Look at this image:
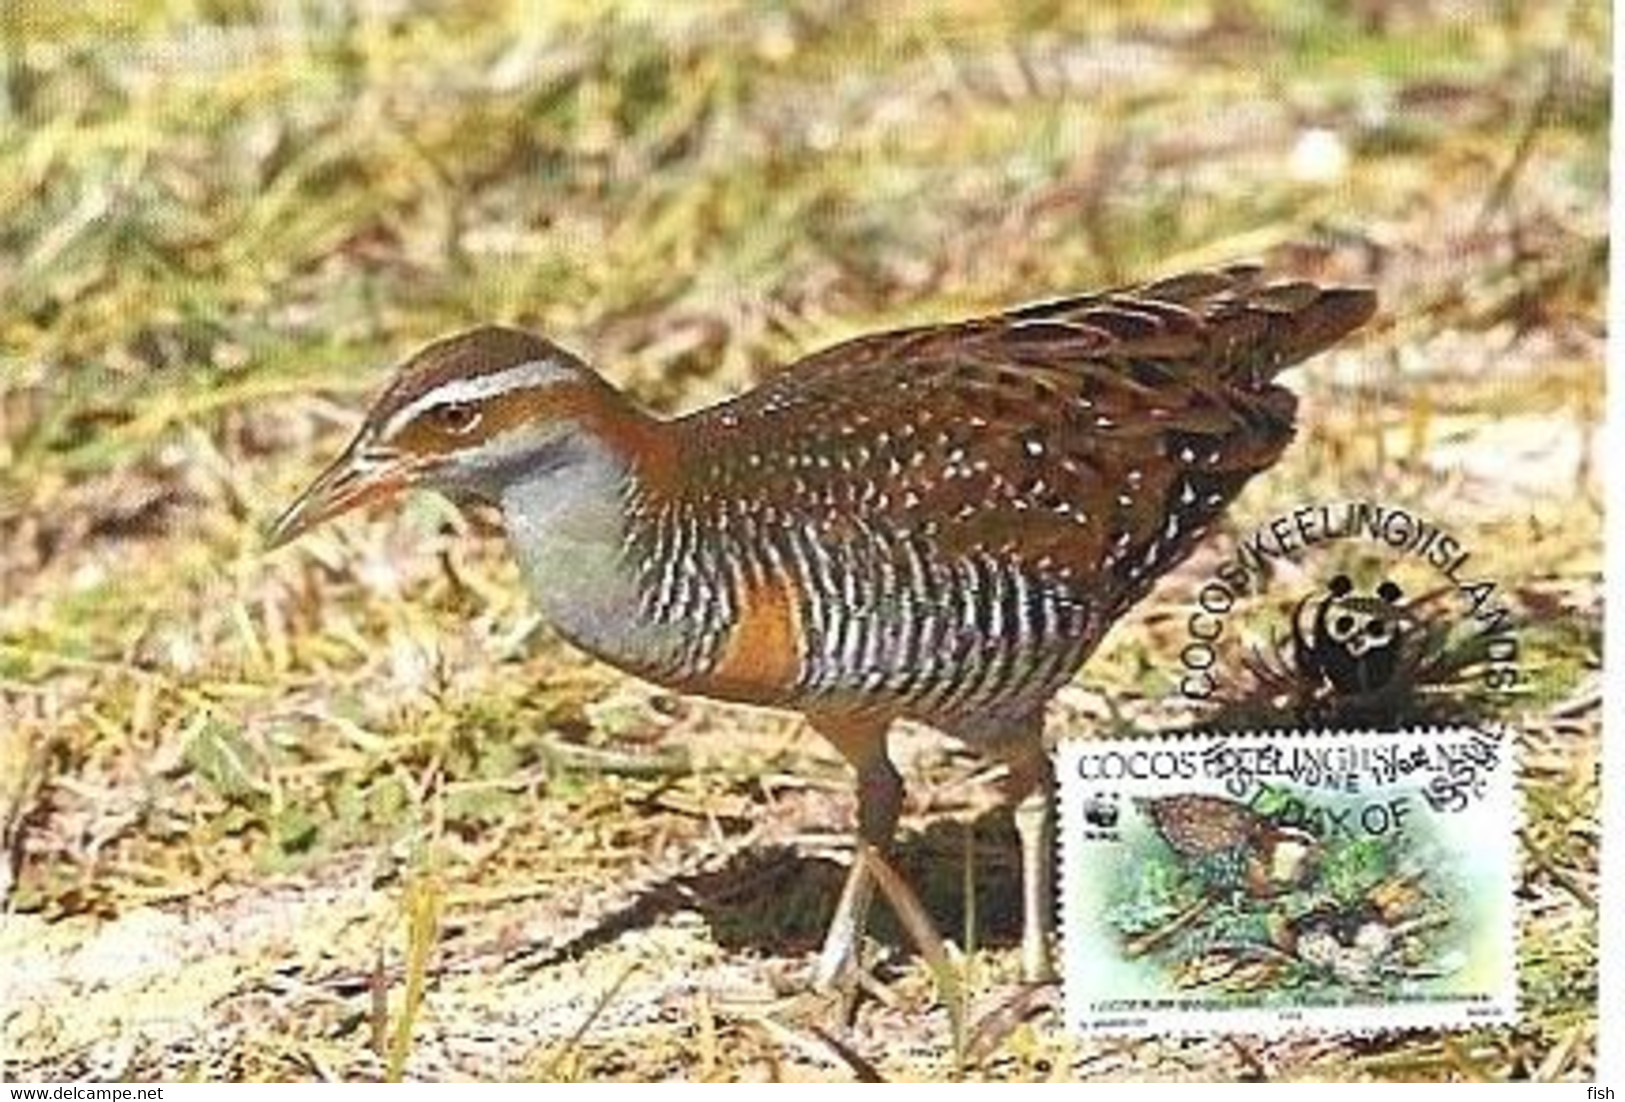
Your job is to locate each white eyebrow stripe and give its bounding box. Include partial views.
[382,358,572,437]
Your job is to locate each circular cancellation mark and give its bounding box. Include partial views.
[1172,499,1522,730]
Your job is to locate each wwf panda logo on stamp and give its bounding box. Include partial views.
[1058,726,1517,1036]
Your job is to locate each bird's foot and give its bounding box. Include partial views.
[708,954,869,1035]
[798,940,878,1027]
[810,934,862,996]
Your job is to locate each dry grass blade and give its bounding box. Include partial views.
[1440,1037,1495,1083]
[693,991,718,1081]
[803,1022,887,1083]
[369,946,388,1060]
[861,844,967,1064]
[386,875,443,1082]
[746,1013,888,1082]
[0,722,55,908]
[963,983,1057,1065]
[961,820,978,960]
[1532,1022,1587,1081]
[534,961,639,1082]
[1474,53,1562,231]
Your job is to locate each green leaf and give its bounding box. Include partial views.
[272,802,320,855]
[183,720,265,804]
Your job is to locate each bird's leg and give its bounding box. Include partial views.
[1002,739,1057,985]
[809,714,901,992]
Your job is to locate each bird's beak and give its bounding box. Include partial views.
[266,437,418,550]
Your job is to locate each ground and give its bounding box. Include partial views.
[0,0,1604,1082]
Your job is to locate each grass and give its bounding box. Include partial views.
[0,0,1607,1082]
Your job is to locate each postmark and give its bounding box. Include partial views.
[1171,499,1522,730]
[1059,726,1517,1036]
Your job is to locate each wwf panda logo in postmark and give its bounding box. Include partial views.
[1294,574,1411,698]
[1172,500,1522,729]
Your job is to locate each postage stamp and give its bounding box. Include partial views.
[1058,727,1518,1036]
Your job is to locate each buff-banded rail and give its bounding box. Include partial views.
[270,264,1376,989]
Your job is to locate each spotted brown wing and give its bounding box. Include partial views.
[1138,793,1266,858]
[673,264,1374,604]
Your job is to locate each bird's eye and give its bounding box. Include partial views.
[431,402,480,434]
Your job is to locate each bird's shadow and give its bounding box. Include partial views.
[509,809,1030,975]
